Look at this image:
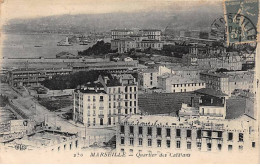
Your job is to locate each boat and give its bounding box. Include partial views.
[57,36,73,46]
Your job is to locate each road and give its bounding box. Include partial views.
[0,83,116,144]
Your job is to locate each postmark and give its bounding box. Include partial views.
[210,13,257,63]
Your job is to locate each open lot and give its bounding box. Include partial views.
[38,95,73,111]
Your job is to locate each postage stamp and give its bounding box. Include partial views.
[224,0,258,44]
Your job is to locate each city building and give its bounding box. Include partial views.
[73,73,139,127]
[1,129,79,152]
[200,71,254,96]
[138,68,159,89]
[111,38,136,53]
[157,73,206,93]
[139,29,162,41]
[136,40,163,51]
[111,29,134,40]
[116,110,257,154]
[7,68,73,87]
[182,53,242,71]
[73,83,109,126]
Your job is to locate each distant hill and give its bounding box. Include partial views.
[3,4,223,34]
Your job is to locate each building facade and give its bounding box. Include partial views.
[73,74,139,127]
[7,68,73,87]
[158,74,206,93]
[116,114,258,155]
[139,29,162,41]
[111,29,134,40]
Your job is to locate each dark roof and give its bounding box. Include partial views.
[138,92,201,115]
[194,88,228,97]
[106,78,122,87]
[75,88,106,94]
[140,29,161,31]
[226,97,255,119]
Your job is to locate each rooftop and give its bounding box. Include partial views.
[140,29,161,32]
[120,114,252,130]
[226,97,255,119]
[138,92,201,115]
[111,29,133,32]
[194,88,228,97]
[7,130,77,149]
[200,72,229,78]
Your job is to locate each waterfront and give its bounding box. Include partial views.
[1,33,94,59]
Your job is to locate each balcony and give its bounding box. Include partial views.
[138,134,143,138]
[98,114,104,118]
[175,136,181,139]
[156,135,162,138]
[129,133,134,137]
[186,137,192,141]
[166,135,171,139]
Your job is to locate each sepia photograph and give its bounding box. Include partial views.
[0,0,259,164]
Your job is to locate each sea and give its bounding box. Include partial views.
[1,33,94,59]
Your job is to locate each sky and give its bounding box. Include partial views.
[1,0,222,23]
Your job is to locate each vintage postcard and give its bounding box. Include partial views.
[0,0,259,164]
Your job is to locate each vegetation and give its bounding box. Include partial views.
[41,71,109,90]
[78,41,115,56]
[162,44,189,58]
[38,96,73,111]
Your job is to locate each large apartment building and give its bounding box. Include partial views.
[116,112,257,155]
[73,74,138,127]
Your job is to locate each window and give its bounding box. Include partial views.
[239,145,243,151]
[138,138,143,146]
[176,141,181,148]
[197,142,201,149]
[100,96,103,101]
[187,142,191,149]
[129,126,134,134]
[252,142,255,148]
[218,144,222,150]
[228,145,233,151]
[166,128,171,137]
[166,140,171,148]
[197,130,202,139]
[139,127,143,135]
[157,128,162,136]
[148,139,152,146]
[187,130,191,138]
[217,132,222,138]
[239,133,243,142]
[207,131,212,137]
[121,137,125,145]
[93,118,96,126]
[148,127,152,136]
[125,109,128,114]
[228,132,233,141]
[157,140,161,147]
[207,143,212,151]
[120,126,125,134]
[176,129,181,137]
[108,118,111,125]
